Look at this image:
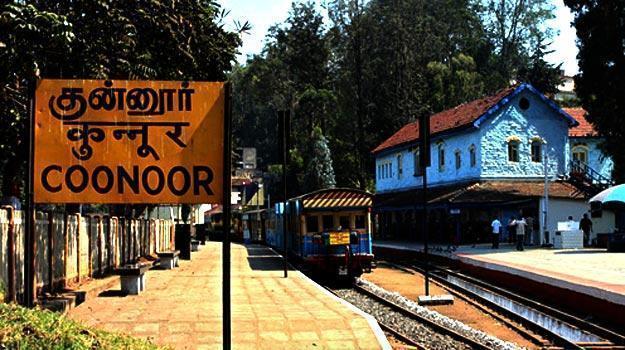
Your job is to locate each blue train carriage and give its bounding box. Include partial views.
[288,188,374,278]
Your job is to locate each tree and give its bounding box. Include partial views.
[565,0,625,181]
[327,0,489,190]
[516,36,562,95]
[232,2,333,196]
[426,53,484,112]
[478,0,557,91]
[304,126,336,191]
[0,4,73,195]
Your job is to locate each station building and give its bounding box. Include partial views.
[372,83,615,245]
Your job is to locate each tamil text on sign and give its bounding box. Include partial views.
[34,79,225,204]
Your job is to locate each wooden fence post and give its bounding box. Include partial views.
[3,206,17,303]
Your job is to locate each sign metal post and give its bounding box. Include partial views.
[25,78,37,307]
[222,82,232,350]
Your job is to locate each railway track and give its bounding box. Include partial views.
[388,260,625,350]
[326,282,511,350]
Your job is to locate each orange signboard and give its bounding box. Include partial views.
[33,79,225,204]
[329,232,351,245]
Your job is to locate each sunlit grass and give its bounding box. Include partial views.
[0,303,166,350]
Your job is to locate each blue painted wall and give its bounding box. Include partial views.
[375,89,573,193]
[479,90,568,179]
[375,131,481,192]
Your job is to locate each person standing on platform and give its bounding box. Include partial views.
[580,214,593,247]
[512,217,527,251]
[491,218,501,249]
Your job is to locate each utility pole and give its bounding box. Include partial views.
[222,82,233,350]
[280,110,290,278]
[419,114,431,296]
[543,145,550,245]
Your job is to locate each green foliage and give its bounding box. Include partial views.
[427,54,484,112]
[0,303,165,349]
[564,0,625,181]
[304,126,336,192]
[0,3,74,193]
[232,1,334,197]
[516,37,562,95]
[478,0,557,89]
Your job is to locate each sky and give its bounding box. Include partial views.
[219,0,579,76]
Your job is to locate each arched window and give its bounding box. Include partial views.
[507,136,520,162]
[572,145,589,164]
[397,154,403,179]
[454,149,461,170]
[531,138,542,163]
[438,143,445,172]
[469,144,476,167]
[413,147,422,176]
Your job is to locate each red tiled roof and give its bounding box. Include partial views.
[565,107,599,137]
[372,86,518,154]
[298,188,373,210]
[373,181,584,209]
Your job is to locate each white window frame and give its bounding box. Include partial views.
[507,136,520,163]
[572,145,589,164]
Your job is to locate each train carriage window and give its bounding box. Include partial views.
[306,216,319,233]
[339,216,350,230]
[322,215,334,231]
[355,215,366,229]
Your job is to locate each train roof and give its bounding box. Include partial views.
[291,188,373,210]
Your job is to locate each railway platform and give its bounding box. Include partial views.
[68,242,390,349]
[373,241,625,328]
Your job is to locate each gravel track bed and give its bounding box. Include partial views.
[356,278,523,350]
[333,288,472,350]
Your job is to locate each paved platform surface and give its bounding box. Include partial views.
[68,242,389,349]
[374,241,625,306]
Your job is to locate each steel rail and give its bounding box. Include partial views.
[381,261,550,348]
[377,322,425,350]
[351,284,492,350]
[443,267,625,345]
[322,285,424,349]
[401,260,625,349]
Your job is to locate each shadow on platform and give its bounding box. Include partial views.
[245,245,295,271]
[98,290,128,298]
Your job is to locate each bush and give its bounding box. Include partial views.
[0,303,164,349]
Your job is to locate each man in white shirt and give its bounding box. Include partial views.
[512,217,527,251]
[491,218,501,249]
